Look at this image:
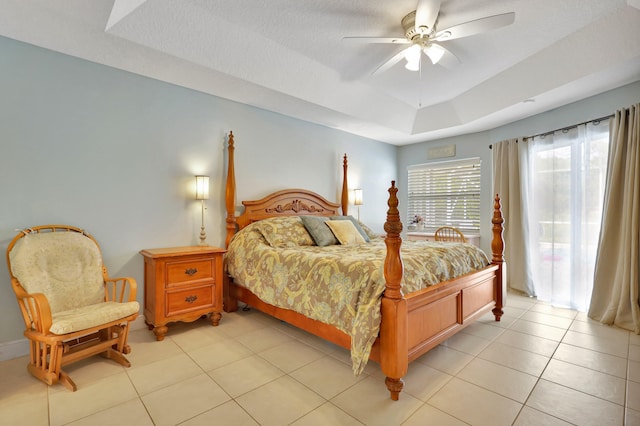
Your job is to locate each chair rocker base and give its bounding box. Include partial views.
[26,363,77,391]
[26,322,134,391]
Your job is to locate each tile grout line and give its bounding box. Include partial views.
[507,297,572,425]
[518,300,631,424]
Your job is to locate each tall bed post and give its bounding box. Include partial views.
[491,194,506,320]
[225,131,237,249]
[341,154,349,216]
[380,181,408,401]
[224,131,238,313]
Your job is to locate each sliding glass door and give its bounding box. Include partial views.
[528,120,609,311]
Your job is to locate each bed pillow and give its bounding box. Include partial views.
[255,216,315,248]
[326,220,366,245]
[330,215,370,242]
[300,215,338,246]
[358,222,380,240]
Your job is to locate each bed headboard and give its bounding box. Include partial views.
[235,189,341,230]
[225,131,349,247]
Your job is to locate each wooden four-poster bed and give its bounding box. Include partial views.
[223,131,506,400]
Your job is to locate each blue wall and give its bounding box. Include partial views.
[0,36,396,348]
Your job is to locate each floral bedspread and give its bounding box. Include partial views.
[225,217,489,375]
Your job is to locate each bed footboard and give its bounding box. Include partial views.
[404,265,499,361]
[377,189,505,401]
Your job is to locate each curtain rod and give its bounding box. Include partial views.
[488,114,614,149]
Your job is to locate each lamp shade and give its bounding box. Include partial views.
[195,175,210,200]
[353,188,363,206]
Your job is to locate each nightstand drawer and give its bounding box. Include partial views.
[166,285,214,316]
[166,258,214,286]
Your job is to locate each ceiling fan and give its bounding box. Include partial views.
[343,0,515,74]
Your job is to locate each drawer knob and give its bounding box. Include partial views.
[185,295,198,303]
[185,268,198,276]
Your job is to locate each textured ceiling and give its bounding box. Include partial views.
[2,0,639,145]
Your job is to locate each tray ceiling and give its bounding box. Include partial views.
[1,0,639,145]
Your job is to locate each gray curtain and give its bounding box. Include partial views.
[493,138,535,296]
[589,103,640,333]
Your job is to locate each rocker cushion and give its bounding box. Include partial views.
[50,301,140,335]
[9,231,107,313]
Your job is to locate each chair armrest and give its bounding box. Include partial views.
[104,277,138,302]
[14,290,54,335]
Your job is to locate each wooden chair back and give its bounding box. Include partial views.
[434,226,467,243]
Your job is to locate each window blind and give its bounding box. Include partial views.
[407,158,481,232]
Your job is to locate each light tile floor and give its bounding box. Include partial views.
[1,293,639,425]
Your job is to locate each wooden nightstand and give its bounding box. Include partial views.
[139,246,226,341]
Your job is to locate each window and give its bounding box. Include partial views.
[407,158,481,232]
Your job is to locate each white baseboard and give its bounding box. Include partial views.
[0,316,148,362]
[0,339,30,362]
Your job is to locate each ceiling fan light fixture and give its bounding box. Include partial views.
[424,43,445,64]
[405,59,420,71]
[404,44,421,71]
[347,3,516,76]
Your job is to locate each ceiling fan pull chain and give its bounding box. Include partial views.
[418,57,423,108]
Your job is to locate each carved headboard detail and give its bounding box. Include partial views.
[236,188,341,230]
[265,200,329,214]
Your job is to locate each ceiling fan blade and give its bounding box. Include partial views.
[415,0,441,34]
[373,47,411,75]
[434,12,515,41]
[342,36,410,45]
